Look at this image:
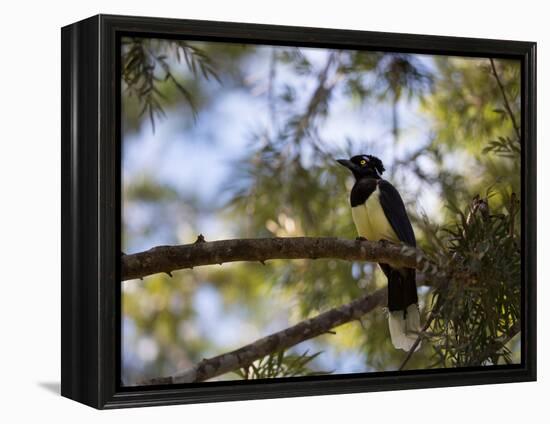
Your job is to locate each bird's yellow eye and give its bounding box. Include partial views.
[360,159,367,166]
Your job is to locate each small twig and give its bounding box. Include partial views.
[476,322,521,365]
[489,58,521,141]
[293,52,339,143]
[398,312,436,371]
[509,193,517,237]
[267,48,278,132]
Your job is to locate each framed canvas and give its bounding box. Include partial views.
[61,14,536,409]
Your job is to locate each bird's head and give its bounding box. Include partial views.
[336,154,385,180]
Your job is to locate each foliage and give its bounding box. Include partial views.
[234,350,330,380]
[423,194,520,367]
[121,37,222,131]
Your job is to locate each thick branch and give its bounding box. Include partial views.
[122,237,425,281]
[142,287,386,385]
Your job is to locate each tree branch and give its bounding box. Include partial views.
[398,312,436,370]
[476,321,521,365]
[293,51,338,143]
[141,287,387,385]
[122,237,427,281]
[489,58,521,141]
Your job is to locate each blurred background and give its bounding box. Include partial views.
[121,37,521,385]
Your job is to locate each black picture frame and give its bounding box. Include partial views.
[61,14,537,409]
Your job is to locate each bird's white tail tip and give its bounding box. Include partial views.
[388,305,422,352]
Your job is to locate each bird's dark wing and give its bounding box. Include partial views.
[378,180,416,247]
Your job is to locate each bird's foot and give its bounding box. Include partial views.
[355,236,367,242]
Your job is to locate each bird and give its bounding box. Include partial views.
[337,154,421,352]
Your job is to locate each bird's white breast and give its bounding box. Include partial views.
[351,186,399,243]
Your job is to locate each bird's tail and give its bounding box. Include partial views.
[382,266,421,352]
[388,305,421,352]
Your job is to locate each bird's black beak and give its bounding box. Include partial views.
[336,159,355,170]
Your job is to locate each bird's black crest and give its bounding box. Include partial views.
[364,155,385,176]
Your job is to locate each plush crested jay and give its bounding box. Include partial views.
[337,154,421,352]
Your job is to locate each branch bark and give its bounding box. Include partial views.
[142,287,387,385]
[122,236,427,281]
